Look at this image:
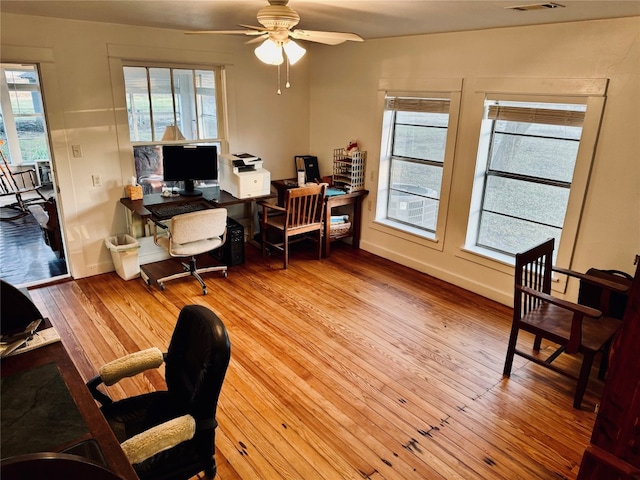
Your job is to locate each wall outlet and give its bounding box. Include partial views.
[92,175,102,187]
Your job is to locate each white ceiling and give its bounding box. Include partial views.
[1,1,638,40]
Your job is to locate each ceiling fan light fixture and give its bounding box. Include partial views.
[283,40,305,65]
[255,38,284,65]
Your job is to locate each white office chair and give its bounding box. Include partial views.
[141,208,228,295]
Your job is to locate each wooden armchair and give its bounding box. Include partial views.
[258,183,327,269]
[503,238,630,409]
[0,149,46,220]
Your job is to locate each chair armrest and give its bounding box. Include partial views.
[86,347,165,406]
[553,266,630,294]
[518,286,602,318]
[518,286,603,353]
[121,415,196,465]
[149,218,169,246]
[99,347,165,386]
[257,200,285,212]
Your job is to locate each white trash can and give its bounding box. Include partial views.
[105,234,140,280]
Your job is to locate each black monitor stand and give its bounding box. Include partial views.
[178,179,203,197]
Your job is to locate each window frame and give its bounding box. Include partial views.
[458,78,607,276]
[385,96,451,235]
[473,99,586,258]
[373,78,462,251]
[123,62,226,147]
[106,44,234,190]
[0,63,51,167]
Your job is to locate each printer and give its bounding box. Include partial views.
[219,153,271,199]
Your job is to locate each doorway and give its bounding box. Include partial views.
[0,63,68,287]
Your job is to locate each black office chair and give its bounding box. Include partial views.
[0,279,45,336]
[87,305,231,480]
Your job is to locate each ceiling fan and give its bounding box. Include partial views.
[186,0,363,93]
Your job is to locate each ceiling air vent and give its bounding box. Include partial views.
[506,2,565,11]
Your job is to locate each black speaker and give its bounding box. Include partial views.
[211,217,244,266]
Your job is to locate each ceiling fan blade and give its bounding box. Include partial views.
[290,30,364,45]
[238,24,269,32]
[246,34,269,45]
[185,29,265,36]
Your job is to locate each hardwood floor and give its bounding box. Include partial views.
[28,243,601,479]
[0,204,67,287]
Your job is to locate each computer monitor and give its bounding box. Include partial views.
[162,145,218,196]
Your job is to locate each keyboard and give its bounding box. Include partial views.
[149,202,210,220]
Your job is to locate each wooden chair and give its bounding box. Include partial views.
[0,149,47,220]
[503,238,629,409]
[258,183,327,269]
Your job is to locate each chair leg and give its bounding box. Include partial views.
[503,321,520,377]
[261,225,268,259]
[188,256,207,295]
[598,340,612,380]
[283,235,289,269]
[317,229,322,260]
[574,351,595,409]
[533,335,542,351]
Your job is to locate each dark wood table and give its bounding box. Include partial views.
[270,179,369,257]
[120,186,275,221]
[1,340,138,479]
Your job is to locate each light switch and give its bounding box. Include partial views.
[72,145,82,158]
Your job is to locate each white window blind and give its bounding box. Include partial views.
[487,105,584,127]
[385,97,450,114]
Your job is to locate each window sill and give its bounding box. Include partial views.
[459,244,567,291]
[371,218,442,250]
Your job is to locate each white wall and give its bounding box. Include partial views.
[309,17,640,304]
[1,13,311,278]
[2,13,638,306]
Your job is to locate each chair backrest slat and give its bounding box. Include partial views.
[515,238,555,318]
[285,184,326,229]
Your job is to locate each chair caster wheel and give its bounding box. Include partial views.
[202,287,208,295]
[222,271,228,278]
[160,283,166,291]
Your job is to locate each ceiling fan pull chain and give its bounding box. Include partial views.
[285,59,291,89]
[277,63,282,95]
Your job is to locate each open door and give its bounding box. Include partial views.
[0,63,68,287]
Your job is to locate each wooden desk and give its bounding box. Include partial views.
[271,179,368,257]
[120,186,275,238]
[1,341,138,479]
[120,187,273,220]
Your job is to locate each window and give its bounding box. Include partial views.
[458,78,607,272]
[123,65,225,191]
[466,96,597,262]
[124,66,221,143]
[378,94,457,239]
[0,64,50,166]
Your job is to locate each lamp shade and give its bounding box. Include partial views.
[283,40,306,65]
[161,125,185,141]
[255,39,284,65]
